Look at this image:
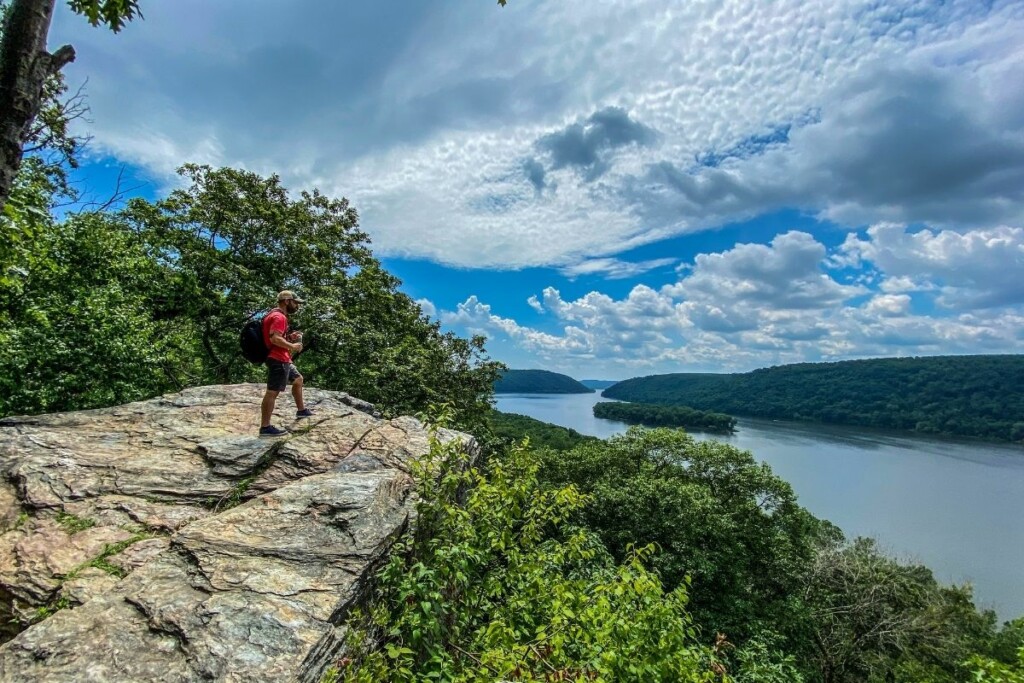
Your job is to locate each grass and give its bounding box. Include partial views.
[30,531,157,623]
[55,511,96,534]
[84,533,154,578]
[32,595,70,623]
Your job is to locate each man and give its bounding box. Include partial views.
[259,290,313,437]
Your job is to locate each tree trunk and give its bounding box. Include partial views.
[0,0,75,212]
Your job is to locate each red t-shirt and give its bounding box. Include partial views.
[262,309,291,363]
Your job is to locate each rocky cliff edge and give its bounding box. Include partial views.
[0,384,475,682]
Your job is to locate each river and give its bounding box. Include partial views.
[494,391,1024,621]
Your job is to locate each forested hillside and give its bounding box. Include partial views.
[493,369,593,393]
[593,401,736,432]
[580,379,618,390]
[604,356,1024,442]
[487,410,596,450]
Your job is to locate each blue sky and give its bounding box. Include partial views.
[52,0,1024,380]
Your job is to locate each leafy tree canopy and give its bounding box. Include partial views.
[538,426,829,644]
[335,427,725,682]
[487,410,597,451]
[66,0,141,31]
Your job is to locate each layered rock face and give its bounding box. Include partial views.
[0,384,474,682]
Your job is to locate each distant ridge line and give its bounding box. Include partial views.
[602,355,1024,443]
[494,369,594,394]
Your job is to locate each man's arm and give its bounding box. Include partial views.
[269,330,302,354]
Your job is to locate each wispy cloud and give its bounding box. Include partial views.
[559,257,677,280]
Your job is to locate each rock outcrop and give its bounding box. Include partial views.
[0,384,475,682]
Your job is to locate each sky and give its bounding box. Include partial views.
[50,0,1024,380]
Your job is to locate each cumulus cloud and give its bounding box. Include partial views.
[440,296,591,354]
[840,224,1024,309]
[667,231,865,309]
[440,229,1024,373]
[864,294,911,318]
[416,298,437,318]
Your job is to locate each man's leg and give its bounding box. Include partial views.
[261,389,280,428]
[291,373,305,411]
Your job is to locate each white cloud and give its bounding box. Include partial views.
[666,231,866,309]
[415,298,437,318]
[440,296,591,354]
[841,224,1024,308]
[864,294,912,317]
[439,228,1024,373]
[559,257,677,280]
[52,0,1024,269]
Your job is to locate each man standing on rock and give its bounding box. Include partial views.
[259,291,313,437]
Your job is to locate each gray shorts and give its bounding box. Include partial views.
[266,360,301,392]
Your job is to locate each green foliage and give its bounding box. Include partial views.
[968,648,1024,683]
[66,0,141,31]
[54,511,96,534]
[82,532,152,578]
[731,633,805,683]
[487,410,597,451]
[991,620,1024,665]
[538,426,825,645]
[122,163,374,384]
[0,160,51,295]
[494,369,594,394]
[305,261,502,432]
[603,356,1024,441]
[31,594,69,623]
[25,531,153,627]
[805,537,1001,683]
[0,200,188,416]
[339,427,724,682]
[120,164,502,431]
[594,400,736,432]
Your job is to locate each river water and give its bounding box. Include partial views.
[494,391,1024,621]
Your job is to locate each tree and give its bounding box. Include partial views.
[1,161,503,430]
[803,537,999,683]
[0,165,185,416]
[969,647,1024,683]
[122,163,375,385]
[121,164,503,431]
[0,0,140,212]
[538,426,828,644]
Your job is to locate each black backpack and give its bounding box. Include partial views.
[240,310,270,364]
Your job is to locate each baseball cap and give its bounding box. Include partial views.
[277,290,306,303]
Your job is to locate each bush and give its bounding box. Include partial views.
[337,423,724,682]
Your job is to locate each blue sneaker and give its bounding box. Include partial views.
[295,408,314,419]
[258,425,288,437]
